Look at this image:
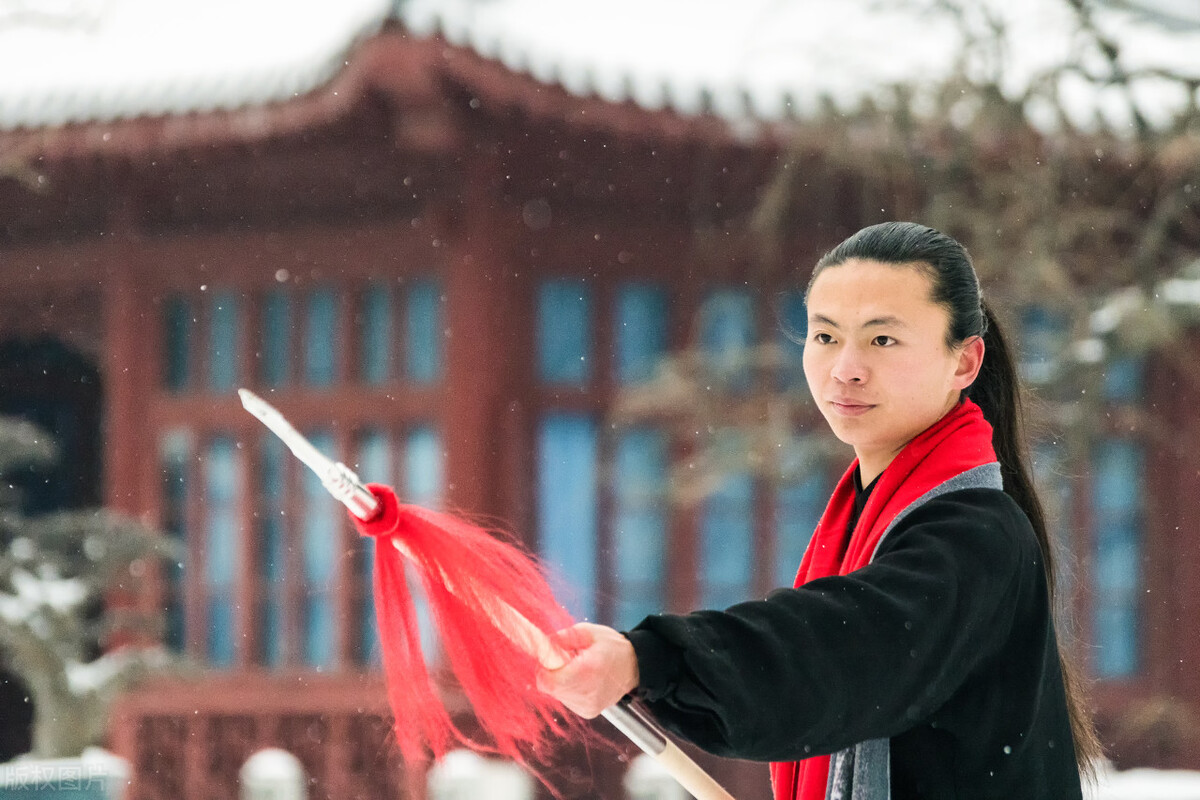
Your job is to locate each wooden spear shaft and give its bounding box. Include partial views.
[425,548,737,800]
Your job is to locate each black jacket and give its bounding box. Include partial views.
[625,488,1084,800]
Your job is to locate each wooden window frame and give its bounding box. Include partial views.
[149,274,444,672]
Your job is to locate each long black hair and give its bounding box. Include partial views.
[807,221,1101,776]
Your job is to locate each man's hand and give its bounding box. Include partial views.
[535,622,639,719]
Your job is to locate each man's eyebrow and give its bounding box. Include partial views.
[863,316,907,329]
[809,314,907,329]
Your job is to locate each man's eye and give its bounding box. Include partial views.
[813,333,834,344]
[873,335,896,347]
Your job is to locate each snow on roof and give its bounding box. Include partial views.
[0,0,392,130]
[404,0,1200,131]
[0,0,1197,134]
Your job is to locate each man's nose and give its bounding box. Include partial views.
[830,345,867,384]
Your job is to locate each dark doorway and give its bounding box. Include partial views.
[0,337,102,513]
[0,673,33,762]
[0,336,103,760]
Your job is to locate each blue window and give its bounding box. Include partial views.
[776,290,807,390]
[538,280,591,385]
[159,432,190,652]
[356,430,393,488]
[358,528,381,667]
[404,427,443,660]
[304,290,339,387]
[163,295,192,392]
[537,414,598,620]
[406,280,443,384]
[1091,439,1144,678]
[302,431,338,668]
[360,286,393,385]
[204,436,238,667]
[209,291,240,393]
[1019,306,1068,385]
[405,426,443,508]
[356,431,391,666]
[260,290,291,388]
[259,435,288,667]
[612,429,668,629]
[775,471,827,588]
[700,290,755,391]
[1032,439,1075,612]
[1103,356,1144,404]
[701,465,755,610]
[616,284,667,385]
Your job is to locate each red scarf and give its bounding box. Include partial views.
[769,399,998,800]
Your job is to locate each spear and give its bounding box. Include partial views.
[238,388,735,800]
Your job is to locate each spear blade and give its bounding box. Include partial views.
[237,388,380,520]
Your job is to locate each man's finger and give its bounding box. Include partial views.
[549,623,595,653]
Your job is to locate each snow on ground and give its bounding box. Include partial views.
[1091,763,1200,799]
[0,748,129,799]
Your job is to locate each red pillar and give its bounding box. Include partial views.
[102,246,154,515]
[1169,330,1200,751]
[438,155,532,527]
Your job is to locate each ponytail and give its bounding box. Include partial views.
[969,303,1044,573]
[970,302,1104,779]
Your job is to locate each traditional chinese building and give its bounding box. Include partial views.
[1,2,1199,798]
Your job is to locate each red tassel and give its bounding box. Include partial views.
[353,484,583,765]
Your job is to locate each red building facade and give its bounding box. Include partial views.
[1,24,1198,799]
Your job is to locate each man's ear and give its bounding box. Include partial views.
[953,335,985,390]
